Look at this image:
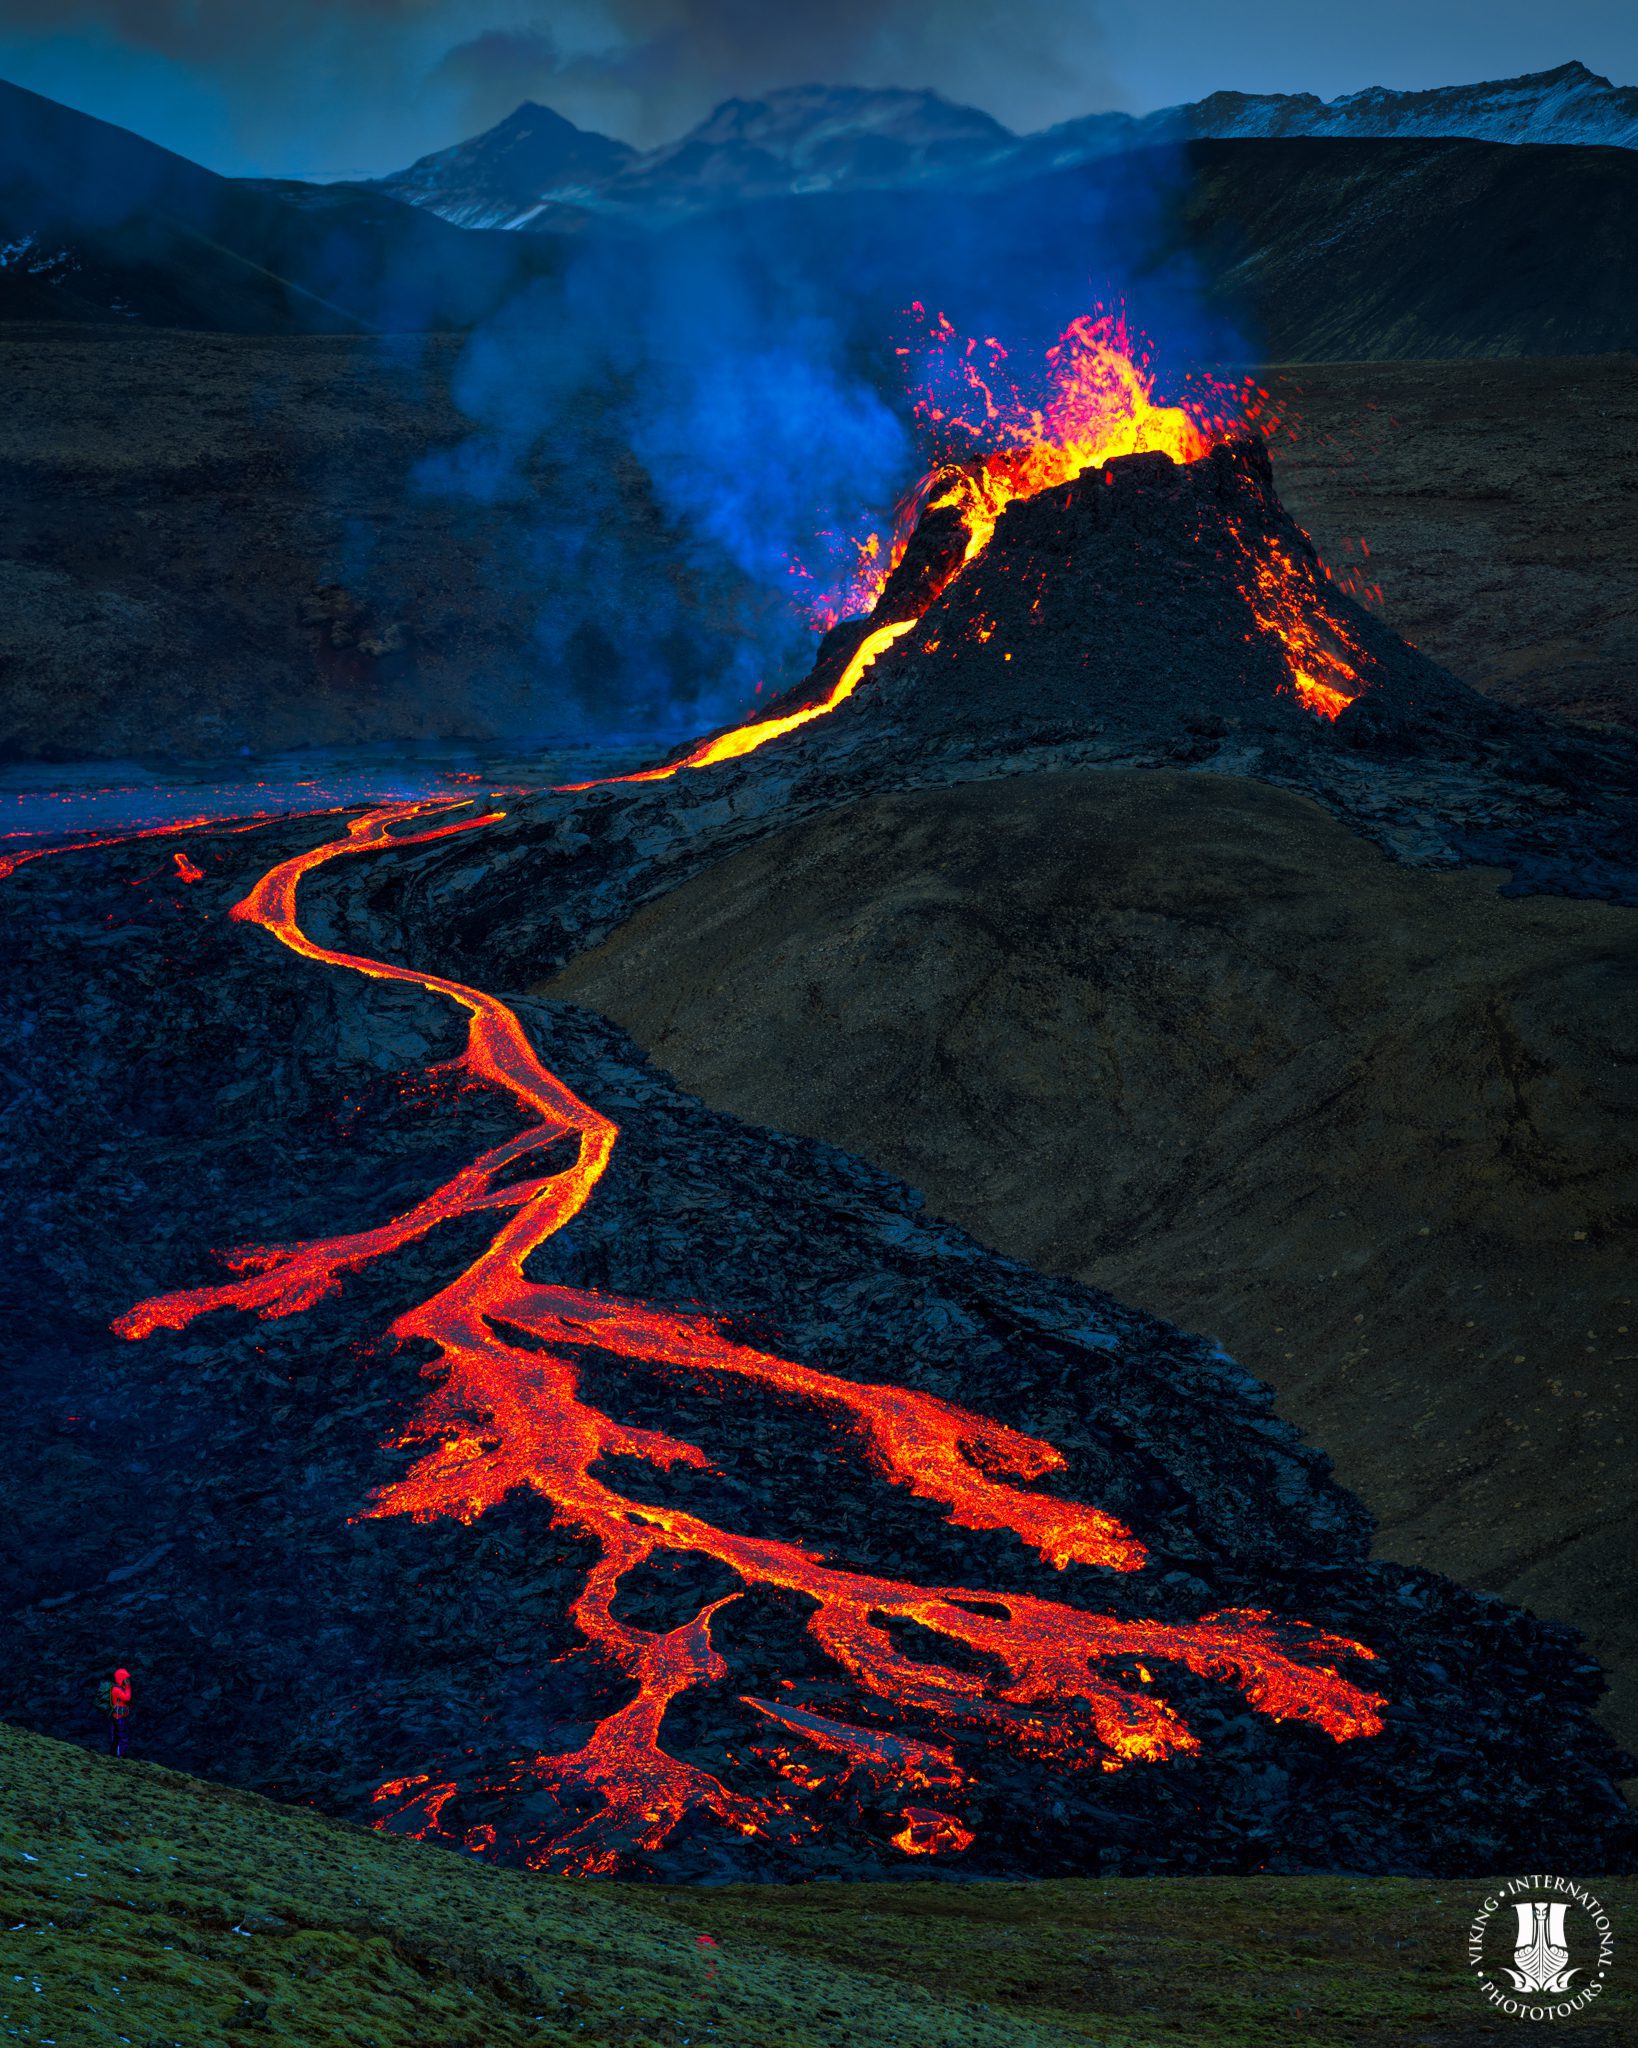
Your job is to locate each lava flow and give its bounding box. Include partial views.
[116,791,1386,1874]
[1234,523,1366,720]
[555,617,919,792]
[0,808,332,884]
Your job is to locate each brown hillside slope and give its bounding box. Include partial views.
[542,770,1638,1754]
[1268,353,1638,732]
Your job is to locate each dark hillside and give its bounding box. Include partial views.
[668,137,1638,363]
[2,336,1635,763]
[1179,136,1638,358]
[545,770,1638,1752]
[6,79,1636,359]
[0,78,564,333]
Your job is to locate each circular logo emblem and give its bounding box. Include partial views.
[1468,1876,1615,2021]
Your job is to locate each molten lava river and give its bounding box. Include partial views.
[33,314,1385,1874]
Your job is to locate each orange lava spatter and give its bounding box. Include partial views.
[573,308,1354,800]
[116,795,1386,1873]
[794,304,1244,636]
[882,306,1219,594]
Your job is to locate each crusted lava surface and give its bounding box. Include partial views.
[764,438,1638,899]
[3,436,1636,1880]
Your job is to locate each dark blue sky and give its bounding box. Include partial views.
[0,1,1632,178]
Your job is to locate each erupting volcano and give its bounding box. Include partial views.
[812,309,1227,621]
[563,309,1377,804]
[9,310,1634,1883]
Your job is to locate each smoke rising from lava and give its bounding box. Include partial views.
[0,7,1250,752]
[411,219,912,737]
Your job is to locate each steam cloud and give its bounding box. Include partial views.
[408,133,1247,743]
[413,221,912,737]
[2,4,1239,750]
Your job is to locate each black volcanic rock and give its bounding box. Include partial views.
[618,439,1638,923]
[787,439,1496,749]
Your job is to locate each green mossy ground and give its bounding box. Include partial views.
[2,1719,1630,2046]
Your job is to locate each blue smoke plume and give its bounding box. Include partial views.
[416,217,911,739]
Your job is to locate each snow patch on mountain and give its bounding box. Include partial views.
[376,102,636,231]
[372,62,1638,233]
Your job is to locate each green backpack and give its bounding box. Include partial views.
[95,1679,113,1715]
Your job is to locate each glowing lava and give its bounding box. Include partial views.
[892,1807,976,1857]
[0,809,324,884]
[116,796,1386,1873]
[15,311,1391,1870]
[792,304,1238,637]
[878,306,1219,592]
[1235,526,1365,721]
[573,308,1356,798]
[555,619,918,793]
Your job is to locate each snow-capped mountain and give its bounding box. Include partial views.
[1018,59,1638,174]
[615,86,1013,202]
[1213,59,1638,147]
[373,85,1014,230]
[373,61,1638,233]
[375,101,636,230]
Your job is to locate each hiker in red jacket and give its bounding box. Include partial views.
[103,1667,133,1756]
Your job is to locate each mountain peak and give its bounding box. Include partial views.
[373,60,1638,234]
[492,101,566,128]
[374,98,634,228]
[687,83,1015,147]
[1533,59,1607,85]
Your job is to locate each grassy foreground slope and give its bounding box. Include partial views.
[0,1721,1061,2048]
[3,1721,1633,2047]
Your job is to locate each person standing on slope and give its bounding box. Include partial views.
[99,1667,133,1756]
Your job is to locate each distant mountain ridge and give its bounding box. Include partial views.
[372,60,1638,231]
[1027,57,1638,168]
[372,84,1017,230]
[5,74,1637,362]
